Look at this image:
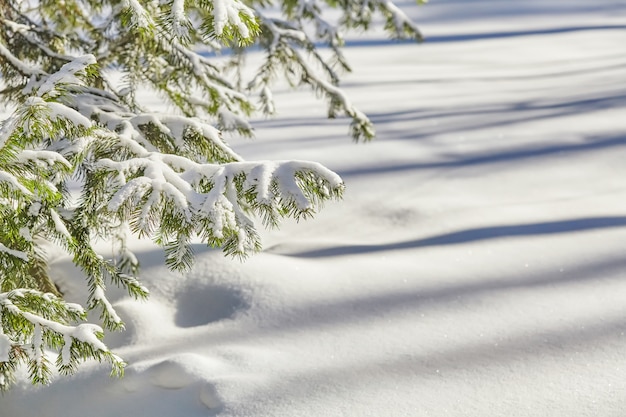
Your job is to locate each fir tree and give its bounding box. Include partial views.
[0,0,422,388]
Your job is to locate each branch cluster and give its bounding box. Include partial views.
[0,0,420,388]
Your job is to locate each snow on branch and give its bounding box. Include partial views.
[250,9,376,140]
[169,0,191,39]
[0,40,45,76]
[17,150,72,169]
[26,54,96,98]
[0,0,421,389]
[100,154,344,264]
[122,0,154,29]
[0,170,34,196]
[0,289,124,388]
[69,90,242,163]
[211,0,257,40]
[0,243,28,262]
[376,0,423,40]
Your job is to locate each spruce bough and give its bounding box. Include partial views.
[0,0,421,388]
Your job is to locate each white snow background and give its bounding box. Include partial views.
[4,0,626,415]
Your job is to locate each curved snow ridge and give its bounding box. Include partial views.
[101,248,258,351]
[103,296,176,349]
[120,353,233,412]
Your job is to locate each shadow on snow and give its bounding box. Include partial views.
[278,216,626,258]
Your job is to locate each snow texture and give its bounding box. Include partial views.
[3,1,626,416]
[0,334,11,362]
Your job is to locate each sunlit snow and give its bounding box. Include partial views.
[4,0,626,416]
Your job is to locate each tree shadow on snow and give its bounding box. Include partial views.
[244,90,626,159]
[362,92,626,145]
[281,216,626,258]
[339,25,626,48]
[342,58,626,88]
[125,246,626,354]
[242,311,626,405]
[338,133,626,178]
[209,253,626,404]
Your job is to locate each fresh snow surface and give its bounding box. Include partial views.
[4,0,626,416]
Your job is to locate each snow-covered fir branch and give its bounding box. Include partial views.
[0,0,422,389]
